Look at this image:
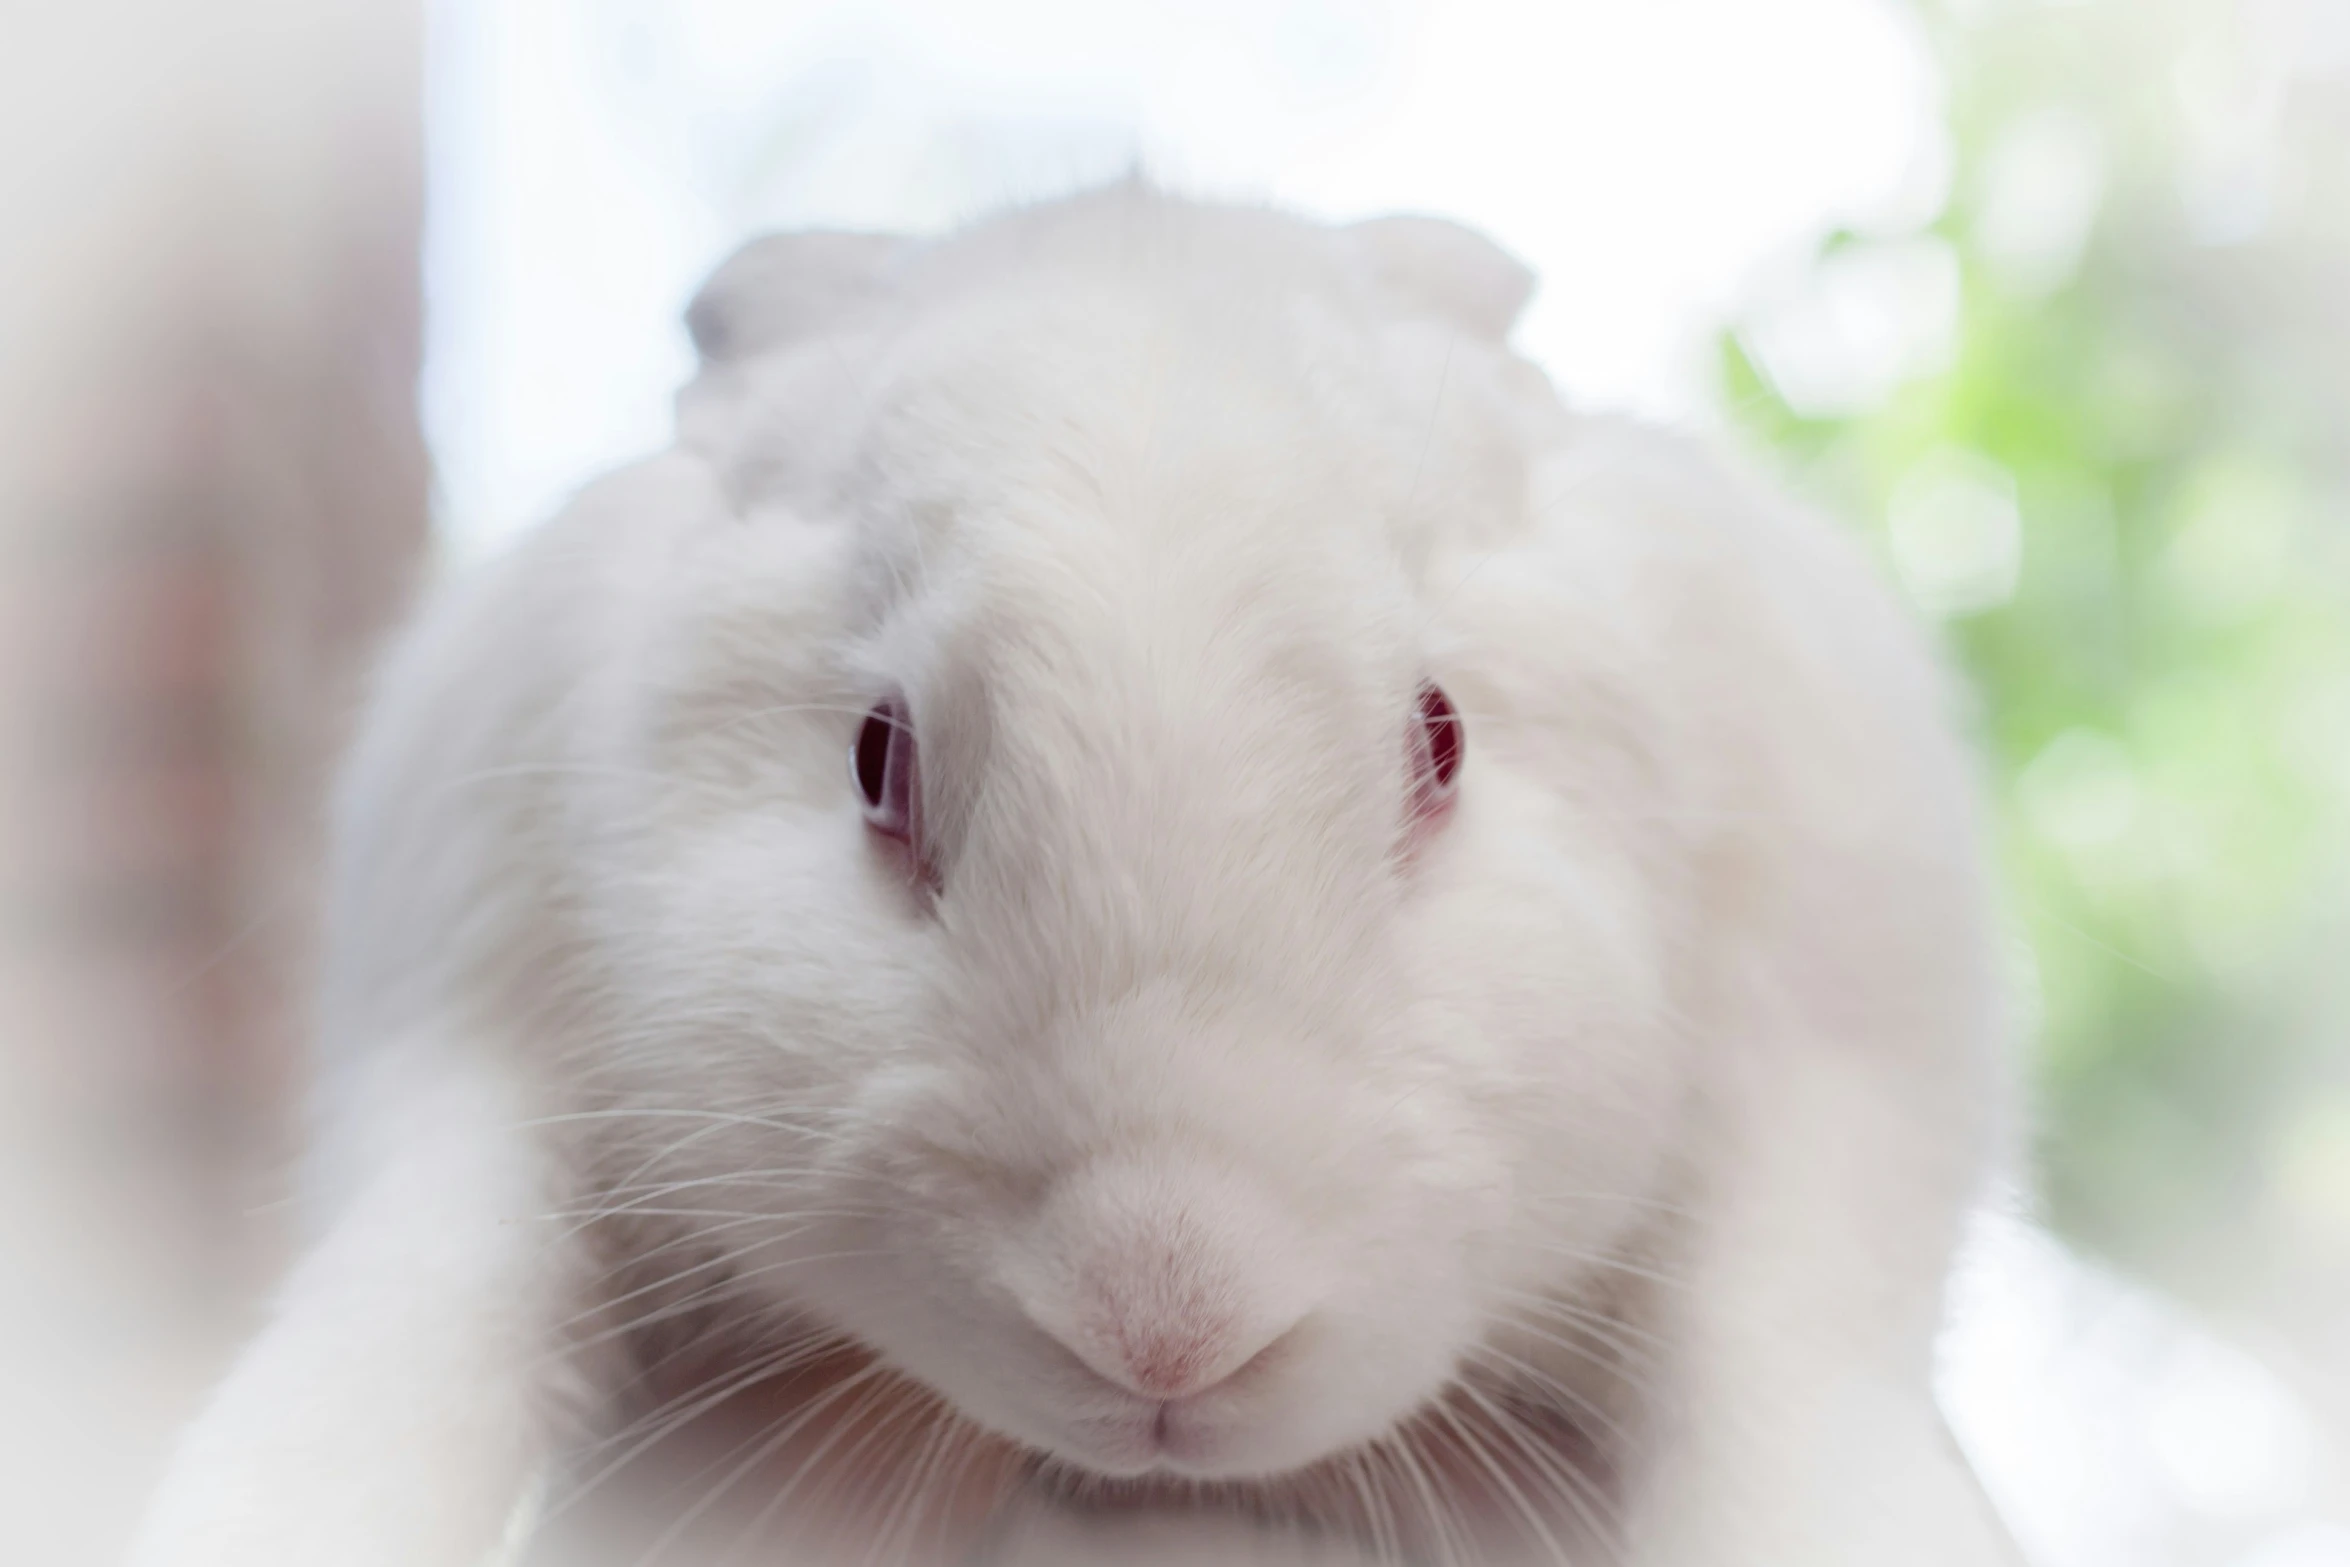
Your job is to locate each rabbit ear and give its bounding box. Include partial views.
[685,231,906,363]
[1345,215,1535,340]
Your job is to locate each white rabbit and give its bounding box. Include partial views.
[131,186,2018,1567]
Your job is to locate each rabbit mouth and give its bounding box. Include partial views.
[532,1328,1619,1565]
[997,1373,1619,1564]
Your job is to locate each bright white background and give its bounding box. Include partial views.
[422,0,1945,553]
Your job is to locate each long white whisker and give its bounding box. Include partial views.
[1456,1370,1624,1563]
[1431,1392,1575,1566]
[637,1360,890,1567]
[550,1333,837,1523]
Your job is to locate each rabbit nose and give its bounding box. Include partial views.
[1027,1273,1304,1402]
[1007,1157,1318,1402]
[1098,1298,1301,1401]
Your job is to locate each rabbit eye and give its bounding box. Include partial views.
[1409,681,1463,825]
[852,697,917,844]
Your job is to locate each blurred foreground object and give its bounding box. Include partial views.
[0,2,427,1562]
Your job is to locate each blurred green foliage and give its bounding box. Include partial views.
[1718,0,2350,1300]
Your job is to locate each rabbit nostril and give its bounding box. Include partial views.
[1120,1327,1222,1400]
[1021,1281,1305,1403]
[1101,1311,1302,1402]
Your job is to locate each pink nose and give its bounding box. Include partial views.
[1110,1317,1273,1400]
[1010,1155,1317,1404]
[1035,1284,1303,1402]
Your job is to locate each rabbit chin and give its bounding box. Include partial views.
[893,1324,1457,1488]
[1003,1383,1394,1484]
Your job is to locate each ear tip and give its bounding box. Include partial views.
[683,275,742,359]
[1346,214,1537,340]
[686,230,906,363]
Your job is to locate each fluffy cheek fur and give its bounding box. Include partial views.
[1421,769,1690,1297]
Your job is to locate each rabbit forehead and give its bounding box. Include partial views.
[830,243,1504,737]
[828,269,1441,762]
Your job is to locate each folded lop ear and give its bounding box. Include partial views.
[685,230,906,363]
[1345,215,1536,340]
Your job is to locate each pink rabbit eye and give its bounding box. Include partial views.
[852,697,917,844]
[1408,681,1463,829]
[1419,682,1463,786]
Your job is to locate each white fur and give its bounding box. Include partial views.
[134,189,2015,1566]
